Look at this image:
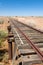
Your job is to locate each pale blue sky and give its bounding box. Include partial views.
[0,0,43,16]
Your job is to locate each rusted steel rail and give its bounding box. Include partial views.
[12,21,43,61]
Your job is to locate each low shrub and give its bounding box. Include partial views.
[0,30,8,48]
[0,20,4,24]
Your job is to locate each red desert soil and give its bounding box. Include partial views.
[14,16,43,32]
[0,17,9,30]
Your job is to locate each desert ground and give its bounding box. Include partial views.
[14,16,43,32]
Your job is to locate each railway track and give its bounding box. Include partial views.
[10,19,43,65]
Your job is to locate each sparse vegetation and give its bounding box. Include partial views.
[0,30,8,48]
[0,17,9,65]
[2,52,9,63]
[0,20,4,24]
[0,30,8,62]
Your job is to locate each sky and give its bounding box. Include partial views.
[0,0,43,16]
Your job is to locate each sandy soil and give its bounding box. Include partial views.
[14,16,43,32]
[0,17,9,30]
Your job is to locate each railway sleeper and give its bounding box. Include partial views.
[18,43,43,49]
[18,55,42,65]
